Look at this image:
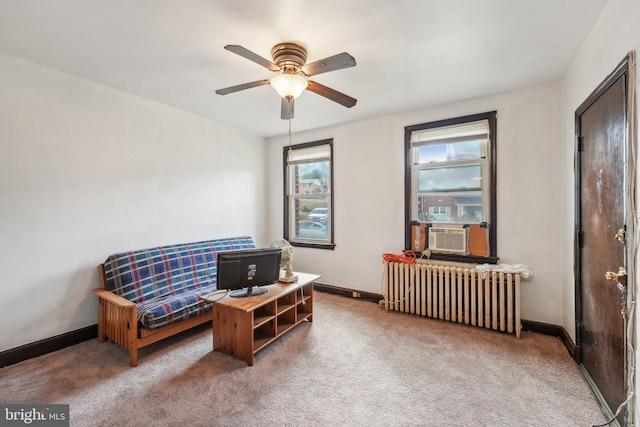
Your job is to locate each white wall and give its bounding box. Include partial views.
[0,55,266,352]
[266,81,563,325]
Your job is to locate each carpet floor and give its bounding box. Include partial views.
[0,291,605,426]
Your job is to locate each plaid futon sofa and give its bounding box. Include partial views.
[93,236,255,366]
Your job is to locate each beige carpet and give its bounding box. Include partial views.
[0,292,604,426]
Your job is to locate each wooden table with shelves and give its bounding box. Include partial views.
[203,272,319,365]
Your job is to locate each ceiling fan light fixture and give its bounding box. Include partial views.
[270,72,308,99]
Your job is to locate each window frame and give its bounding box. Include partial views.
[404,111,498,263]
[283,139,335,250]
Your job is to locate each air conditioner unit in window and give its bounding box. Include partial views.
[428,227,469,254]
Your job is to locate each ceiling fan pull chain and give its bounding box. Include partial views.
[288,118,293,158]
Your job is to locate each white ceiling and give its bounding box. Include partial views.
[0,0,608,137]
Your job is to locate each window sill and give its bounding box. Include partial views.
[412,251,499,265]
[290,241,336,250]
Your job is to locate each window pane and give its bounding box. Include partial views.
[417,140,483,163]
[417,191,483,224]
[292,161,330,195]
[289,156,330,242]
[291,196,329,241]
[291,197,329,242]
[418,164,482,192]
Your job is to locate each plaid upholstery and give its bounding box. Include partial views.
[102,236,255,330]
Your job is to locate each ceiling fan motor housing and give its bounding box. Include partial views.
[271,43,307,71]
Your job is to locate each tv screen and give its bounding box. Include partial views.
[216,247,282,298]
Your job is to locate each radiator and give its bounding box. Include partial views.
[383,261,522,337]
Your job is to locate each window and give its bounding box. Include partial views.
[284,139,334,249]
[405,111,497,262]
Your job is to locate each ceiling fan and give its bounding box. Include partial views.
[215,43,357,120]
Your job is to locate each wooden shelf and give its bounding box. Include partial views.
[253,336,274,353]
[277,303,295,315]
[254,315,275,328]
[209,272,319,365]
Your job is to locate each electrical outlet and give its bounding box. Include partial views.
[352,291,361,298]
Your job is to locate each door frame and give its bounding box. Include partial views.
[574,51,637,424]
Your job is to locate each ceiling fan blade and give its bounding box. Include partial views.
[215,79,270,95]
[306,81,357,108]
[281,97,294,120]
[224,45,280,72]
[302,52,356,76]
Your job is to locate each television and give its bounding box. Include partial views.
[216,247,282,298]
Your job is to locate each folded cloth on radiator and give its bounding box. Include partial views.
[475,263,534,280]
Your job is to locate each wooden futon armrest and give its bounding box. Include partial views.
[92,288,136,308]
[92,287,139,366]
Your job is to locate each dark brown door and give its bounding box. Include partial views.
[575,58,629,422]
